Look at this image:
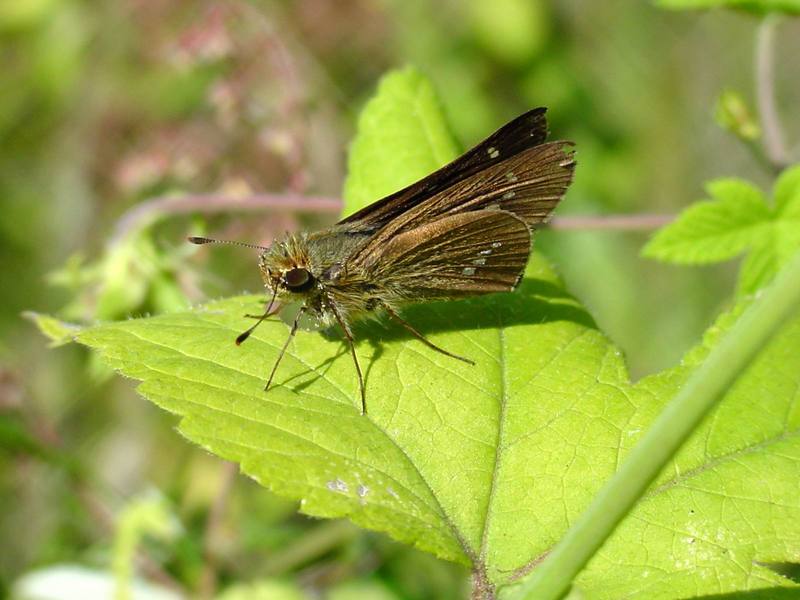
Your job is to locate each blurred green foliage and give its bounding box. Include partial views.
[1,0,798,598]
[657,0,800,15]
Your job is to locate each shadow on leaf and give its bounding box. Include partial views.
[265,275,599,395]
[349,275,596,343]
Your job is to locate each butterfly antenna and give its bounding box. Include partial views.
[188,236,270,252]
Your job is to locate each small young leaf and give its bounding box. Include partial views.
[113,494,178,598]
[642,178,770,263]
[714,89,761,142]
[342,66,459,216]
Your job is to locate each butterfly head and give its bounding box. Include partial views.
[258,234,318,299]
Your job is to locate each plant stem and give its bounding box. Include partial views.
[547,214,673,231]
[510,248,800,600]
[110,193,342,245]
[755,15,788,171]
[111,191,674,244]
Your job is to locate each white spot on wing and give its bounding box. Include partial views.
[479,249,492,255]
[473,258,486,266]
[505,172,518,182]
[487,146,500,159]
[502,191,516,200]
[491,242,502,248]
[462,267,476,276]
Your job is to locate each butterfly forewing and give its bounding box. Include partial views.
[338,108,551,232]
[346,140,574,269]
[392,141,573,228]
[363,210,531,299]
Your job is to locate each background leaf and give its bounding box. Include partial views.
[738,167,800,294]
[342,66,459,215]
[775,165,800,217]
[644,168,800,295]
[466,0,549,66]
[655,0,800,15]
[642,178,770,263]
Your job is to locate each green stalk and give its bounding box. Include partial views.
[511,249,800,600]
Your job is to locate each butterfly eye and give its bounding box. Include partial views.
[283,267,313,291]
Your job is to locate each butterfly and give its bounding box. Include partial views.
[190,108,575,413]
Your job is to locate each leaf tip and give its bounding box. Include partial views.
[23,311,82,347]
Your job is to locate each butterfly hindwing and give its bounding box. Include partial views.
[361,210,532,300]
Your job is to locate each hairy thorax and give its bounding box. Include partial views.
[257,228,386,326]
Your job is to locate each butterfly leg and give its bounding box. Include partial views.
[381,304,475,366]
[237,308,278,345]
[329,305,367,415]
[264,306,306,393]
[240,288,281,341]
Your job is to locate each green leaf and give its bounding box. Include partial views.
[74,256,599,570]
[48,69,800,598]
[342,66,459,216]
[65,258,800,598]
[642,178,770,263]
[571,300,800,599]
[513,250,800,599]
[695,590,800,600]
[655,0,800,15]
[644,167,800,295]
